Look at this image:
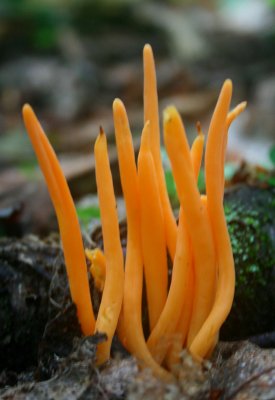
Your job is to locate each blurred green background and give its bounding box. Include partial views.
[0,0,274,234]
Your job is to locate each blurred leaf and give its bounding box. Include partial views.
[197,170,205,193]
[257,172,275,187]
[0,130,34,161]
[76,205,100,228]
[18,160,39,179]
[224,162,239,182]
[165,169,178,206]
[269,145,275,166]
[34,26,58,49]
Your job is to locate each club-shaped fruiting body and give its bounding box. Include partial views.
[23,44,246,379]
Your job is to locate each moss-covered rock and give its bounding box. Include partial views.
[221,185,275,340]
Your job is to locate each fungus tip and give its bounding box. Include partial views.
[240,101,247,110]
[143,43,152,55]
[95,126,107,149]
[224,78,232,86]
[223,79,233,94]
[113,98,125,118]
[196,121,202,136]
[99,126,104,135]
[22,103,32,114]
[140,120,151,151]
[113,97,122,109]
[22,104,35,123]
[163,111,170,125]
[163,106,177,125]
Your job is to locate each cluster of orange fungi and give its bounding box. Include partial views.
[23,44,246,381]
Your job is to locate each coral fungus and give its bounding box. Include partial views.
[22,44,246,380]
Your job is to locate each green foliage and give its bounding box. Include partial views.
[257,172,275,187]
[269,144,275,166]
[0,0,161,58]
[164,170,178,207]
[197,170,205,193]
[76,205,100,229]
[18,160,39,179]
[0,1,68,56]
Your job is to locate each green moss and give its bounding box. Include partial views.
[221,186,275,339]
